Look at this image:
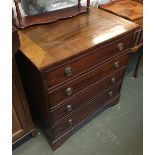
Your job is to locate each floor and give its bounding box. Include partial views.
[13,50,143,155]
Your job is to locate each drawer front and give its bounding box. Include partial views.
[48,53,128,107]
[45,34,132,89]
[52,106,85,138]
[50,68,125,123]
[84,84,121,117]
[52,84,121,138]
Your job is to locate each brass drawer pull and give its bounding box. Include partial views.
[111,77,116,84]
[118,43,124,51]
[64,67,72,76]
[108,91,113,97]
[113,62,120,69]
[66,104,72,112]
[67,119,73,126]
[65,87,73,96]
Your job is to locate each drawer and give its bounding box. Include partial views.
[50,68,125,123]
[45,34,132,89]
[52,105,85,138]
[84,84,121,117]
[48,53,128,107]
[52,84,121,138]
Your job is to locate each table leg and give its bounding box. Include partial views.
[133,49,143,78]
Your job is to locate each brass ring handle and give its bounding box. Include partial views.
[64,67,72,76]
[113,62,120,69]
[66,104,72,112]
[118,43,124,51]
[108,91,113,97]
[67,119,73,126]
[65,87,73,96]
[111,77,116,84]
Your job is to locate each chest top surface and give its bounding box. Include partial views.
[18,6,138,70]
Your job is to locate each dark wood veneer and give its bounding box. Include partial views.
[48,53,128,107]
[51,83,121,138]
[83,84,121,118]
[51,96,120,150]
[50,68,125,124]
[45,34,132,88]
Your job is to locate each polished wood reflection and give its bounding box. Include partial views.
[19,6,138,70]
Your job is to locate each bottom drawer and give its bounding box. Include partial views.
[52,84,121,138]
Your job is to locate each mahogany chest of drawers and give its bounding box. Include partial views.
[15,7,139,150]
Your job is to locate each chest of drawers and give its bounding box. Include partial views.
[15,7,139,150]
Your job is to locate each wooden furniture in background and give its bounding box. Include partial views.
[13,0,90,29]
[99,0,143,78]
[15,7,138,150]
[133,47,143,78]
[12,27,36,147]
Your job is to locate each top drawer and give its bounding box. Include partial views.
[45,34,132,89]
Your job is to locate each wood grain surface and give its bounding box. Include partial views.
[99,0,143,24]
[18,6,138,70]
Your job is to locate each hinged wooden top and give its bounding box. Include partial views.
[18,6,139,70]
